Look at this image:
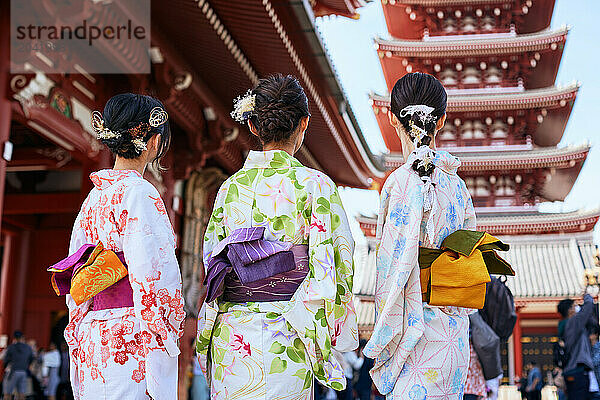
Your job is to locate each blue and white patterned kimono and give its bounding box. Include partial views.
[364,150,476,400]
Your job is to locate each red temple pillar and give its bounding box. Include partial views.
[514,310,523,378]
[0,0,12,230]
[0,0,13,338]
[0,234,13,336]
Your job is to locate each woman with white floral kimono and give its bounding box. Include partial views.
[363,73,476,399]
[196,74,358,399]
[54,94,185,399]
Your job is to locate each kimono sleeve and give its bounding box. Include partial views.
[195,182,228,375]
[461,179,477,230]
[64,211,91,400]
[363,168,426,395]
[282,174,358,389]
[121,183,185,358]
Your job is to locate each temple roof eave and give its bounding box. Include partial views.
[357,208,600,237]
[370,83,579,112]
[374,27,569,57]
[383,143,590,172]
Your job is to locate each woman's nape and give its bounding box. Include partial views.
[113,133,162,175]
[248,116,309,156]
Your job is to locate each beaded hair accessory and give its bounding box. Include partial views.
[399,104,436,148]
[230,90,256,122]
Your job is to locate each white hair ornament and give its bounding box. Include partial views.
[230,90,256,122]
[400,104,436,148]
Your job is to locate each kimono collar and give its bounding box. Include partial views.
[432,150,461,175]
[90,169,143,190]
[243,150,303,169]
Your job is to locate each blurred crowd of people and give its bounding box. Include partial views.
[313,340,383,400]
[0,331,72,400]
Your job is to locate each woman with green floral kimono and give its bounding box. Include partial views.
[196,74,358,399]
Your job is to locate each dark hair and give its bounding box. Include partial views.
[557,298,574,318]
[390,72,447,178]
[100,93,171,169]
[248,74,310,144]
[13,330,23,339]
[588,323,600,336]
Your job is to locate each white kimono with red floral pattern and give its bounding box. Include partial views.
[65,169,185,400]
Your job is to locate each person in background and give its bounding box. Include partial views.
[463,339,487,400]
[486,374,502,400]
[2,331,33,400]
[190,354,209,400]
[42,343,60,400]
[552,367,567,400]
[558,294,596,400]
[56,341,72,400]
[525,361,543,400]
[335,348,364,400]
[355,340,375,400]
[589,324,600,399]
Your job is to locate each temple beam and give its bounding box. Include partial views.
[3,193,80,215]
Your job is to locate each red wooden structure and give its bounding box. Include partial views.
[353,0,599,383]
[0,0,378,396]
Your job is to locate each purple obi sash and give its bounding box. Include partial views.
[204,227,309,303]
[48,244,134,311]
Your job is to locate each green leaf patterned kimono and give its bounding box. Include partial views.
[196,150,358,399]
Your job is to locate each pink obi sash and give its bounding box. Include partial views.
[48,244,134,311]
[204,227,309,303]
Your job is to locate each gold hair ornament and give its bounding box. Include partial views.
[149,107,169,128]
[91,110,120,140]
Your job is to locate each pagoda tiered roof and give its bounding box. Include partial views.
[375,27,567,57]
[375,27,567,89]
[371,83,577,112]
[385,144,589,171]
[371,84,578,151]
[353,231,598,333]
[381,0,557,39]
[383,144,589,202]
[357,208,600,237]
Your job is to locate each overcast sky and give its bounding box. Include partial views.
[316,0,600,243]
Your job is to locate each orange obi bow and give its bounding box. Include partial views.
[418,230,514,309]
[48,242,128,306]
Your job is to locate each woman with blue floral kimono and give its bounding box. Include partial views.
[196,75,358,399]
[363,72,476,399]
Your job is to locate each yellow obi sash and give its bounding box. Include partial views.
[418,230,514,309]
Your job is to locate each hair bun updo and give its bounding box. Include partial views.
[241,74,310,144]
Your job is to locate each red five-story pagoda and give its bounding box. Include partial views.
[353,0,600,382]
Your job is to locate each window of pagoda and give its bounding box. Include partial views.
[462,66,482,86]
[440,68,458,86]
[442,17,457,33]
[418,4,525,37]
[460,16,477,33]
[437,125,457,148]
[493,175,517,207]
[485,66,503,84]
